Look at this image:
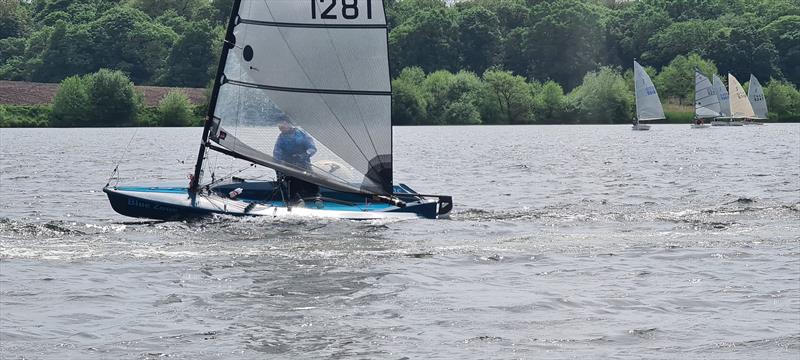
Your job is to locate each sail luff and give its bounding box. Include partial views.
[748,74,768,119]
[728,73,756,119]
[634,61,665,121]
[694,69,721,119]
[190,0,242,192]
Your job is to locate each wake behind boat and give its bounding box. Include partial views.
[104,0,452,220]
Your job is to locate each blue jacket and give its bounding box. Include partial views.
[273,128,317,168]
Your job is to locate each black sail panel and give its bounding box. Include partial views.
[206,0,392,195]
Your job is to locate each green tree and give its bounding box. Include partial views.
[533,81,566,123]
[765,80,800,121]
[211,0,234,25]
[764,15,800,85]
[654,53,718,103]
[160,20,215,86]
[32,20,94,82]
[130,0,204,19]
[569,67,632,124]
[607,1,672,66]
[389,7,458,76]
[707,18,780,81]
[85,69,139,126]
[51,75,89,127]
[524,0,610,89]
[391,67,428,125]
[456,6,501,75]
[157,90,194,126]
[88,6,177,84]
[0,0,30,39]
[480,69,533,124]
[643,20,719,68]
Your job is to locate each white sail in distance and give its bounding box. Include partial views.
[634,61,665,121]
[202,0,393,195]
[713,75,731,118]
[728,74,756,119]
[748,74,768,119]
[695,69,721,118]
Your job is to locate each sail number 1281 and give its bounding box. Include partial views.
[311,0,373,20]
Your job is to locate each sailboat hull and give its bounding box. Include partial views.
[104,183,449,221]
[632,124,651,131]
[711,120,744,126]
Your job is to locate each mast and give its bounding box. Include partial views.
[190,0,242,193]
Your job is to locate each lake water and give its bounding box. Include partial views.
[1,125,799,359]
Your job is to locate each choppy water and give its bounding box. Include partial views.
[1,125,799,359]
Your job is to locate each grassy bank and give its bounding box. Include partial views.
[0,104,204,128]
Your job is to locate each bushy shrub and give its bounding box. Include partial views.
[569,67,633,124]
[0,105,52,127]
[51,75,89,127]
[157,90,193,126]
[85,69,139,126]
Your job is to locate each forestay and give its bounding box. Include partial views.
[633,61,665,121]
[200,0,392,195]
[713,75,731,118]
[748,74,768,119]
[694,69,721,118]
[728,74,756,119]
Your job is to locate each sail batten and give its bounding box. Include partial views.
[634,61,665,121]
[200,0,393,195]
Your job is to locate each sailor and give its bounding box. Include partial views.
[273,120,320,204]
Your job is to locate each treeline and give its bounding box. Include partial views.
[1,0,799,125]
[0,69,203,127]
[2,0,797,88]
[0,0,230,87]
[393,54,800,125]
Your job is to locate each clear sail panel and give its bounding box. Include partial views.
[208,0,392,195]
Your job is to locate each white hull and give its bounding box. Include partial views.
[632,124,651,131]
[691,124,710,129]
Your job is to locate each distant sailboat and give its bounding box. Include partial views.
[712,74,732,123]
[692,69,719,128]
[728,73,756,124]
[746,74,768,125]
[632,60,665,131]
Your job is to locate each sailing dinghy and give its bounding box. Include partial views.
[746,74,768,125]
[692,69,720,128]
[711,75,738,126]
[727,73,757,126]
[104,0,452,220]
[632,61,665,131]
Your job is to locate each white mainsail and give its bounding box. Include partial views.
[748,74,768,119]
[728,74,756,119]
[634,61,665,121]
[198,0,393,195]
[713,75,731,118]
[695,69,720,118]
